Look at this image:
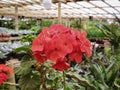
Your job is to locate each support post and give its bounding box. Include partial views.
[58,1,62,24]
[8,61,16,90]
[15,6,18,31]
[65,17,68,27]
[68,18,71,28]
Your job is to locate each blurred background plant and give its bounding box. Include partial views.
[97,15,120,56]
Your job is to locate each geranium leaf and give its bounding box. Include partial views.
[19,74,40,90]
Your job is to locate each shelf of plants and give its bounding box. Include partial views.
[0,27,34,41]
[0,27,32,65]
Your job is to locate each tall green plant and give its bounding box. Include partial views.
[97,16,120,53]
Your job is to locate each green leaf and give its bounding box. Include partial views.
[15,60,36,76]
[101,64,107,81]
[19,74,40,90]
[106,60,116,73]
[14,46,33,56]
[66,82,74,90]
[107,68,118,87]
[96,82,109,90]
[66,72,97,90]
[114,79,120,88]
[90,64,104,83]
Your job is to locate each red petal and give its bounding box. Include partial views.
[52,61,70,71]
[31,38,44,52]
[69,50,82,63]
[33,51,46,63]
[75,52,82,63]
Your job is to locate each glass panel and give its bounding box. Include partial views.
[90,1,109,7]
[61,3,73,9]
[104,14,115,18]
[103,7,119,13]
[91,8,107,14]
[116,15,120,18]
[115,7,120,12]
[67,2,83,8]
[72,9,88,14]
[105,0,120,6]
[81,8,96,14]
[77,1,94,8]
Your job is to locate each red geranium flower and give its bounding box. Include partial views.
[31,24,91,71]
[79,31,91,57]
[0,73,8,84]
[0,64,13,85]
[0,64,13,73]
[46,37,67,62]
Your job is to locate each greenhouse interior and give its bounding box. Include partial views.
[0,0,120,90]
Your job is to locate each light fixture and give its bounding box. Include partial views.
[43,0,52,9]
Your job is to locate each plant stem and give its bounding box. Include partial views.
[63,70,66,90]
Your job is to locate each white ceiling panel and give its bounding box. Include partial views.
[90,1,109,7]
[77,1,94,8]
[105,0,120,7]
[91,8,107,14]
[0,0,119,19]
[103,7,119,13]
[67,2,83,8]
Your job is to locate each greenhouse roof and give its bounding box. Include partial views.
[0,0,120,19]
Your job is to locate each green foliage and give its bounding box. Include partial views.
[19,19,37,30]
[0,84,9,90]
[31,25,42,33]
[65,53,120,90]
[20,34,36,44]
[19,26,41,44]
[89,61,119,90]
[66,72,97,90]
[14,46,33,56]
[97,16,120,50]
[14,46,64,90]
[14,46,40,90]
[41,19,57,27]
[0,19,14,29]
[85,20,105,39]
[15,60,40,90]
[18,74,40,90]
[71,19,83,29]
[71,19,105,39]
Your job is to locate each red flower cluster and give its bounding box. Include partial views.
[32,24,91,71]
[0,64,13,85]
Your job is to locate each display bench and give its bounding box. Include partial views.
[0,37,21,42]
[0,27,32,64]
